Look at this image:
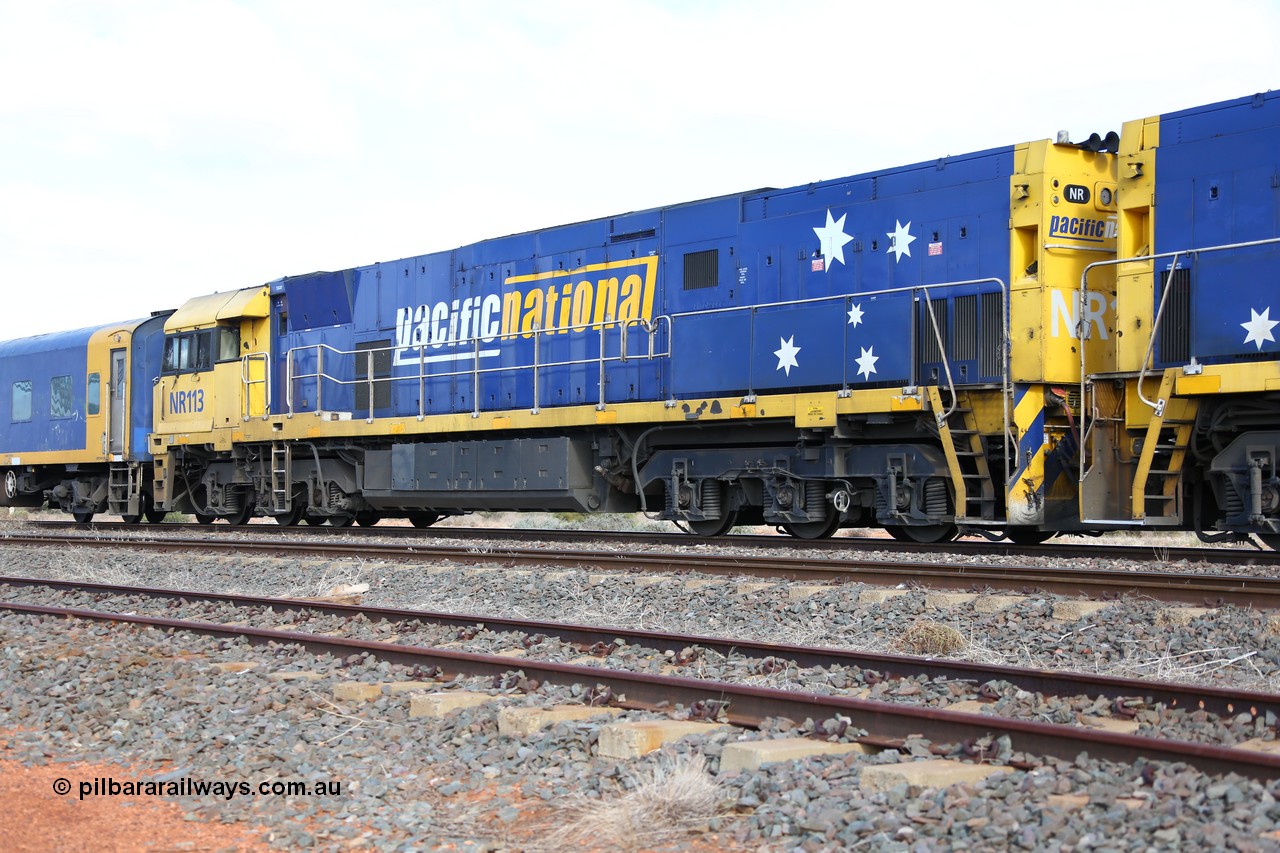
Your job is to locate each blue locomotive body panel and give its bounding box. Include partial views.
[673,148,1012,396]
[1152,91,1280,368]
[273,145,1014,419]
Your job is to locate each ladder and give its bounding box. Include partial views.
[270,443,292,513]
[927,387,996,522]
[1130,370,1198,525]
[1080,378,1130,523]
[108,463,140,516]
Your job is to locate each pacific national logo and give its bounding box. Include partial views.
[393,257,659,367]
[1048,214,1118,244]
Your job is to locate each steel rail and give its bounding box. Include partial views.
[2,574,1274,722]
[7,533,1280,607]
[6,599,1280,781]
[31,520,1280,568]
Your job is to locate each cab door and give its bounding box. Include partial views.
[109,348,126,456]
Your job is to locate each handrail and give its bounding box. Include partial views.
[239,352,271,421]
[666,276,1010,490]
[596,320,607,412]
[365,349,374,423]
[1076,236,1280,493]
[921,288,959,425]
[1135,251,1182,414]
[274,279,1012,492]
[472,334,481,418]
[283,316,672,419]
[531,321,541,414]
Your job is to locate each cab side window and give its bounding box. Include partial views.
[195,332,212,371]
[163,330,217,374]
[217,326,240,362]
[163,337,179,373]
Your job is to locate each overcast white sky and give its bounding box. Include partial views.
[2,0,1277,340]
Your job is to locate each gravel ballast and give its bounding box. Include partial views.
[6,523,1280,850]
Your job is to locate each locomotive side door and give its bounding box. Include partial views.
[109,348,126,456]
[271,293,288,416]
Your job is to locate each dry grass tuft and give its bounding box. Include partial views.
[539,754,725,852]
[893,620,965,656]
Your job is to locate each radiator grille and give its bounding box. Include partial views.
[1157,267,1191,365]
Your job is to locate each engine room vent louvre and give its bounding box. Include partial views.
[1157,267,1191,365]
[917,299,949,366]
[355,340,392,411]
[953,295,978,362]
[979,291,1002,378]
[683,249,719,290]
[610,229,656,243]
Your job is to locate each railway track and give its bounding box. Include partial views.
[6,577,1280,781]
[3,574,1270,720]
[9,529,1280,607]
[31,519,1280,567]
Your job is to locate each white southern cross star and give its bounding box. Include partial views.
[813,209,854,270]
[847,302,864,326]
[855,346,879,380]
[774,335,801,376]
[1241,307,1279,351]
[886,219,916,263]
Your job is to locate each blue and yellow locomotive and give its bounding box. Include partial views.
[2,90,1278,547]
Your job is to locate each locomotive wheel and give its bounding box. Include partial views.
[355,512,381,527]
[687,511,738,537]
[274,504,305,526]
[885,523,958,543]
[194,513,216,525]
[329,513,355,528]
[1005,527,1054,546]
[72,510,95,524]
[137,492,167,524]
[409,511,440,528]
[123,491,153,524]
[302,513,326,525]
[780,511,841,540]
[1260,533,1280,552]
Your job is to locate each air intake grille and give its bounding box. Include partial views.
[980,291,1002,378]
[610,229,656,243]
[954,295,977,361]
[917,299,949,365]
[683,249,719,290]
